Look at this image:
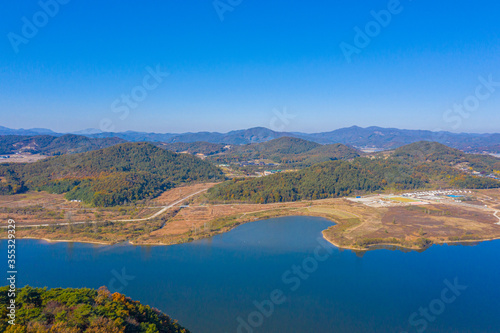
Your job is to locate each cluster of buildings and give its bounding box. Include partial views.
[401,190,471,200]
[485,173,500,181]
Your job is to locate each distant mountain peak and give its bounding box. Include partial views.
[1,125,500,153]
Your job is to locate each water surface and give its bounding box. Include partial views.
[6,216,500,332]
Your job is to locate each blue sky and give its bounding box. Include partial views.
[1,0,499,133]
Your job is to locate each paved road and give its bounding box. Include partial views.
[1,188,208,228]
[113,188,208,222]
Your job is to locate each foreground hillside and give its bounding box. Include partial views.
[209,142,500,203]
[0,286,190,333]
[208,159,419,203]
[0,142,224,206]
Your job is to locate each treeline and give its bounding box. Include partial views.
[0,285,190,333]
[0,142,224,206]
[158,141,227,155]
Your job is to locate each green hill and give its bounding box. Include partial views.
[0,285,190,333]
[253,137,321,155]
[392,141,464,163]
[158,141,227,155]
[392,141,500,172]
[0,142,224,206]
[208,137,360,165]
[0,134,126,155]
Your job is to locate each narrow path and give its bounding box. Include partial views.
[494,211,500,225]
[113,189,208,222]
[2,189,208,228]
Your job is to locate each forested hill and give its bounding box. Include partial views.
[208,146,500,204]
[391,141,500,172]
[0,134,126,155]
[244,137,321,154]
[0,285,190,333]
[0,142,225,206]
[3,125,500,153]
[208,137,361,165]
[299,143,362,165]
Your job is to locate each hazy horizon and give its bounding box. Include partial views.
[2,1,500,134]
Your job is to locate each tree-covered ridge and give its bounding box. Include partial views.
[158,141,227,155]
[208,150,500,204]
[0,142,225,206]
[0,134,126,155]
[0,286,190,333]
[247,137,321,155]
[296,143,362,165]
[392,141,500,173]
[392,141,463,162]
[208,159,419,203]
[208,137,361,165]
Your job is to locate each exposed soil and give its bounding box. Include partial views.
[4,187,500,252]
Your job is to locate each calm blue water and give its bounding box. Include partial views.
[4,216,500,333]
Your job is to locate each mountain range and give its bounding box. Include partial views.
[1,125,500,153]
[0,134,126,155]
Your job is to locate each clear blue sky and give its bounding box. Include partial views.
[1,0,499,133]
